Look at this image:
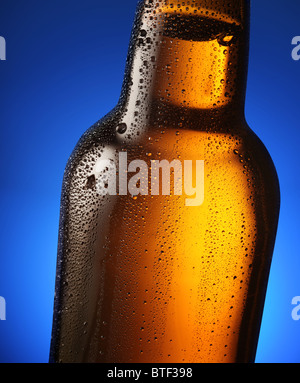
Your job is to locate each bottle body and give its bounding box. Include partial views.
[50,0,280,363]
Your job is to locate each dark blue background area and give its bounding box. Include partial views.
[0,0,299,363]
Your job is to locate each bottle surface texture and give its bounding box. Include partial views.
[50,0,280,363]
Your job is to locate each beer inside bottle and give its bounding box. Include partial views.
[50,0,280,363]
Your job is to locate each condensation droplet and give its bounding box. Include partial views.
[116,123,127,134]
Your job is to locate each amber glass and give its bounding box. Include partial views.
[50,0,280,363]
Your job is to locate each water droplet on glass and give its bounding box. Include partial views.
[116,123,127,134]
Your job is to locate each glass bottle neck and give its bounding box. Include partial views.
[117,0,250,130]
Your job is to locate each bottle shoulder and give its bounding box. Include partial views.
[241,122,280,180]
[63,111,280,196]
[63,108,121,172]
[236,121,281,207]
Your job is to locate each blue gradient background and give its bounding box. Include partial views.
[0,0,299,363]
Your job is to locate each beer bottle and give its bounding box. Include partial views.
[50,0,280,363]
